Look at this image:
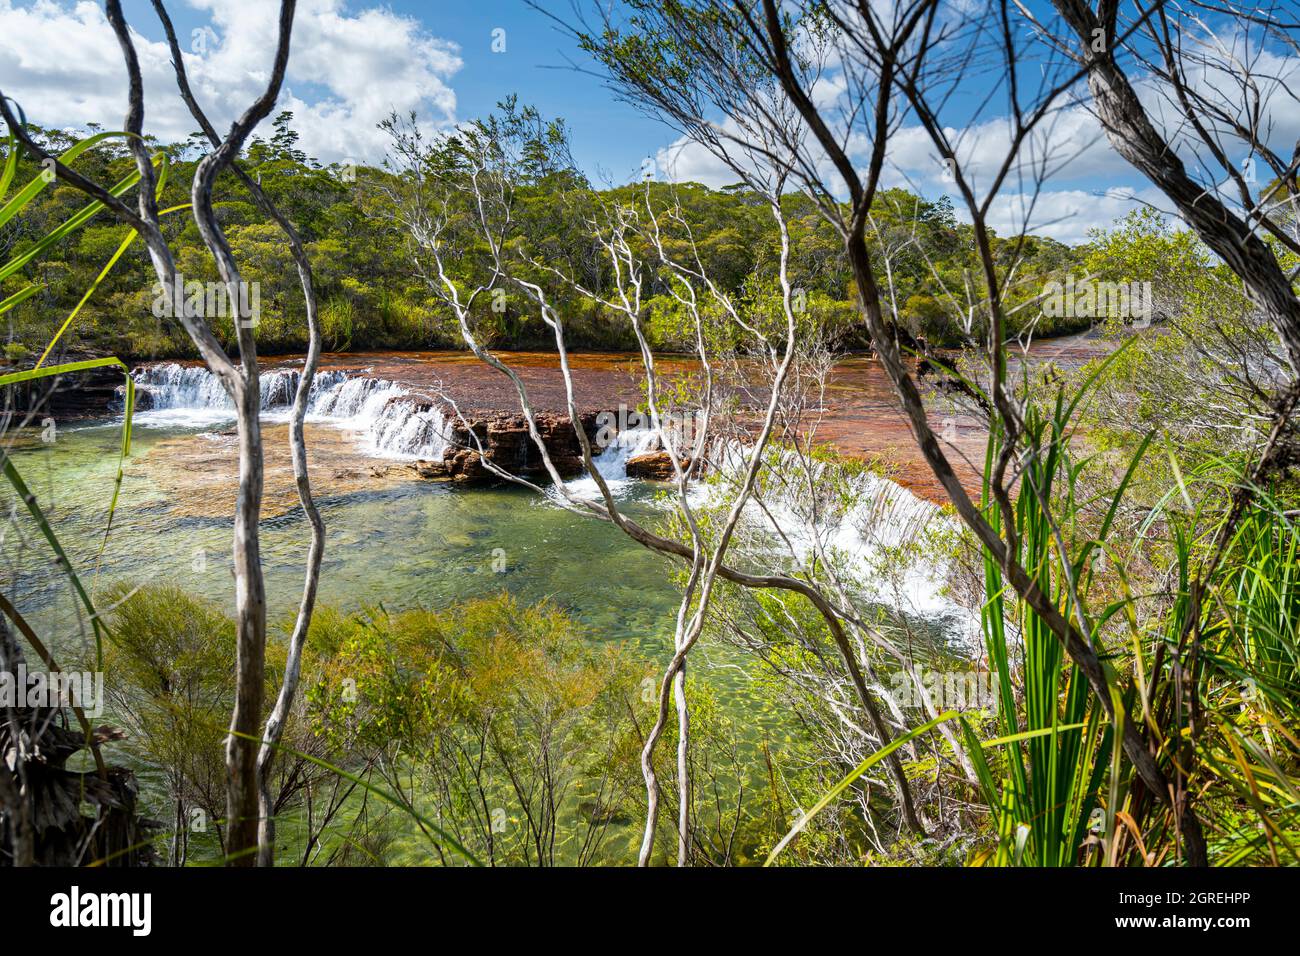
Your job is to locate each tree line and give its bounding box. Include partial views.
[1,108,1087,363]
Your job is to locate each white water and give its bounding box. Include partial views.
[706,442,978,644]
[129,363,648,476]
[560,427,661,497]
[556,428,974,640]
[127,363,969,638]
[130,363,452,461]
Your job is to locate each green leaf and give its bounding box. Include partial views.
[1,357,134,669]
[0,283,36,317]
[0,130,132,230]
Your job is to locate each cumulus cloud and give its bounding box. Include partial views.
[650,30,1300,247]
[655,135,744,188]
[978,187,1165,246]
[0,0,462,163]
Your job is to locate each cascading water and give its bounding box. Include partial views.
[538,427,659,501]
[130,363,451,461]
[592,427,661,480]
[127,363,966,636]
[302,374,449,460]
[131,363,662,479]
[707,441,977,642]
[127,363,232,420]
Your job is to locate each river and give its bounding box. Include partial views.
[1,340,1100,862]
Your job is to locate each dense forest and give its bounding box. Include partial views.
[1,110,1087,362]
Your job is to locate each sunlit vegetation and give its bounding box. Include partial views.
[0,111,1085,362]
[4,0,1300,877]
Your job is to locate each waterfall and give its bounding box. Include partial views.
[592,427,661,480]
[130,363,450,461]
[537,427,660,502]
[127,363,232,415]
[706,441,977,642]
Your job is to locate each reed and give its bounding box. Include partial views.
[961,352,1153,866]
[0,130,148,665]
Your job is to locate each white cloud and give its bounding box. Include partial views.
[650,25,1300,248]
[655,135,741,188]
[0,0,462,163]
[977,187,1164,246]
[654,117,1160,244]
[879,108,1127,194]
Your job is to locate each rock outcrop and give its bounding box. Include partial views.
[5,357,128,421]
[414,410,608,484]
[625,450,689,481]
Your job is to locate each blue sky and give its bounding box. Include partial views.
[104,0,681,185]
[378,1,680,185]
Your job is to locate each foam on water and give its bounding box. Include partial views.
[131,364,650,474]
[130,363,451,461]
[706,442,977,644]
[128,364,969,638]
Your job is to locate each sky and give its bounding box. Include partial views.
[0,0,680,185]
[1,0,1296,245]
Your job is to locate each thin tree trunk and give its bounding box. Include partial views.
[148,0,324,867]
[225,381,268,864]
[674,661,690,866]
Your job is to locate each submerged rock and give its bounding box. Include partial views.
[411,458,448,479]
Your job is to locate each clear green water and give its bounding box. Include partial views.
[5,416,800,864]
[6,419,685,659]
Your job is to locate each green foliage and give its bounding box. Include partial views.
[967,385,1121,866]
[1164,495,1300,864]
[99,585,243,858]
[102,585,236,798]
[1073,208,1287,490]
[2,111,1087,360]
[0,133,142,666]
[967,344,1300,866]
[305,594,650,865]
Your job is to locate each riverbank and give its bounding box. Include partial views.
[24,333,1112,507]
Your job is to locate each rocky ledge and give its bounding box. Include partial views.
[412,409,609,484]
[5,357,126,421]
